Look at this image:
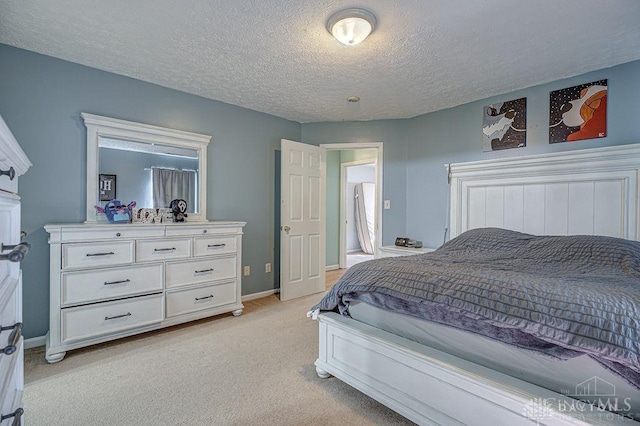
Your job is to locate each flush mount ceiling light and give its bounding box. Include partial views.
[326,8,377,46]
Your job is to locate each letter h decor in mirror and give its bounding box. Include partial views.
[82,113,210,223]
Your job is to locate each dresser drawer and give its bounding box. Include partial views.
[136,238,191,262]
[165,225,242,237]
[61,263,163,306]
[165,256,236,289]
[62,241,134,270]
[61,226,164,241]
[61,294,164,343]
[166,282,236,318]
[193,236,237,257]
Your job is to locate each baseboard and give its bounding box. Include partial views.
[241,289,278,301]
[325,264,340,271]
[25,335,46,349]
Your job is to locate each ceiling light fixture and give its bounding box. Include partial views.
[326,8,377,46]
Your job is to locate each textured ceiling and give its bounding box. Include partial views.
[1,0,640,123]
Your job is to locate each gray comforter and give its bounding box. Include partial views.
[311,228,640,388]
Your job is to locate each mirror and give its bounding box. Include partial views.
[83,113,210,223]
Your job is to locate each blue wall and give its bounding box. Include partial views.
[0,44,300,339]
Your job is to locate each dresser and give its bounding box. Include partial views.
[0,115,32,425]
[44,221,245,363]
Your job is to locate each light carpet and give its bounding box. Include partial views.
[24,293,415,425]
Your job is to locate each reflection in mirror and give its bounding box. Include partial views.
[98,138,199,213]
[82,113,210,223]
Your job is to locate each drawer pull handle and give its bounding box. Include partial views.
[0,166,15,181]
[105,312,132,321]
[86,251,115,257]
[0,322,22,356]
[0,242,30,263]
[154,247,176,252]
[104,279,131,285]
[1,407,23,425]
[207,243,226,248]
[195,295,214,301]
[195,268,214,274]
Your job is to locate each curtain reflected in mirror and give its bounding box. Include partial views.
[152,168,196,213]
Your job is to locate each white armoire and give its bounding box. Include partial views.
[0,114,32,425]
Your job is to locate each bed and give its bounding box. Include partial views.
[310,144,640,425]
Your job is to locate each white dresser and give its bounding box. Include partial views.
[0,115,32,425]
[44,221,245,363]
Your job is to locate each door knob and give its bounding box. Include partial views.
[282,226,291,232]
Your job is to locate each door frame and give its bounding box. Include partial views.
[320,142,383,268]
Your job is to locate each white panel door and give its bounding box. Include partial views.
[280,139,326,301]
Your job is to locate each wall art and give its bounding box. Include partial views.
[549,79,607,143]
[482,97,527,151]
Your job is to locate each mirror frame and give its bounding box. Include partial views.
[82,113,210,223]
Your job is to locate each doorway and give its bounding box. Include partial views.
[275,142,383,296]
[322,143,383,287]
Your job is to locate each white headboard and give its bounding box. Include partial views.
[448,144,640,241]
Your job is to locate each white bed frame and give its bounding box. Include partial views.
[315,144,640,425]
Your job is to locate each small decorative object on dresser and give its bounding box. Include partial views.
[170,199,188,222]
[44,221,246,363]
[131,207,172,224]
[95,200,136,223]
[0,113,32,423]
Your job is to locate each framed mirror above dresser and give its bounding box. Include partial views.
[44,114,245,363]
[83,113,210,222]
